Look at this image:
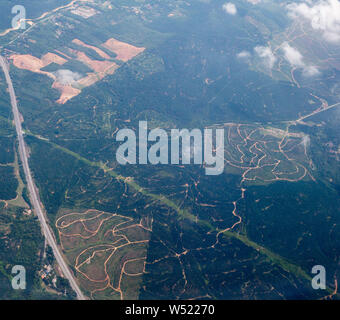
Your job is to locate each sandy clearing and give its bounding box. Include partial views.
[77,61,118,88]
[11,52,67,71]
[10,54,45,72]
[76,73,98,87]
[10,53,80,104]
[10,46,119,105]
[70,6,98,19]
[72,39,112,60]
[102,38,145,62]
[72,50,117,73]
[53,50,118,102]
[53,81,81,104]
[41,52,67,66]
[77,73,99,87]
[10,54,57,80]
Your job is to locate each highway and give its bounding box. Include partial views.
[297,102,340,122]
[0,56,85,300]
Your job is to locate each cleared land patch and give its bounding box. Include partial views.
[102,38,145,62]
[56,209,152,299]
[10,37,144,104]
[70,6,98,19]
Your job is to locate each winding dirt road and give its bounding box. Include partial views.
[0,55,85,300]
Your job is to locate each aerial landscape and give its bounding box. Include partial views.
[0,0,339,302]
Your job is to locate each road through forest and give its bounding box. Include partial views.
[0,55,85,300]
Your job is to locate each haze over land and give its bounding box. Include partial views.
[0,0,339,300]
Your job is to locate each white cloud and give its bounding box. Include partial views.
[301,135,310,148]
[254,46,277,69]
[223,2,237,15]
[281,42,320,77]
[247,0,262,4]
[281,42,305,67]
[323,30,340,42]
[239,43,319,77]
[54,69,82,85]
[287,0,340,43]
[237,51,252,59]
[303,65,320,76]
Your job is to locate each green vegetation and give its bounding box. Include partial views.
[1,0,339,300]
